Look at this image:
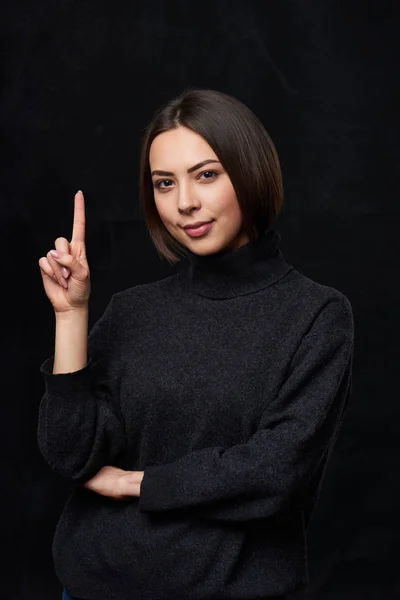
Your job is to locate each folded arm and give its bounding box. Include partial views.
[138,296,354,522]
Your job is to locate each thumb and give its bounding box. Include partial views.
[49,250,88,280]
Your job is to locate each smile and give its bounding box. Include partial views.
[183,222,214,238]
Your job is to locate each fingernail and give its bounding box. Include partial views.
[62,267,69,278]
[60,277,68,289]
[50,250,61,258]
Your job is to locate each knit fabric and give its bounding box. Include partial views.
[38,227,354,600]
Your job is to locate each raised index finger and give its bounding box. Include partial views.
[71,190,86,244]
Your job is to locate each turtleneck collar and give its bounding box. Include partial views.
[179,227,294,299]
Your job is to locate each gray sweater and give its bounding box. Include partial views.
[38,228,354,600]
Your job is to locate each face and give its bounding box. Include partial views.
[149,125,250,255]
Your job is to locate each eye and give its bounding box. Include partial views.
[153,179,173,191]
[199,170,218,181]
[153,170,219,191]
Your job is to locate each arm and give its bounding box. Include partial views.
[139,296,354,522]
[53,308,88,374]
[37,294,126,483]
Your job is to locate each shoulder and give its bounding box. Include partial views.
[108,271,181,309]
[279,267,354,339]
[288,268,352,310]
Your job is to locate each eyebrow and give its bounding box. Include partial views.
[151,159,221,177]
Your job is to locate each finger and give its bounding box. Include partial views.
[48,248,88,282]
[55,237,71,279]
[38,257,56,280]
[71,190,86,246]
[39,257,66,287]
[47,251,68,289]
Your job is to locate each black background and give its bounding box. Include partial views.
[1,1,399,599]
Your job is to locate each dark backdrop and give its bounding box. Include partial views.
[1,1,399,599]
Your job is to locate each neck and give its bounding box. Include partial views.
[179,227,294,299]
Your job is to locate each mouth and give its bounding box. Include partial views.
[183,221,214,238]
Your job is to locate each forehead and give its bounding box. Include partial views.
[149,126,217,168]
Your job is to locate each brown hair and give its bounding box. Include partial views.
[138,88,284,264]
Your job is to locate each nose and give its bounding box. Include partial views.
[177,180,201,214]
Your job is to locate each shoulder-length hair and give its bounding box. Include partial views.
[138,88,284,264]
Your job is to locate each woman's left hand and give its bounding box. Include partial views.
[83,466,144,500]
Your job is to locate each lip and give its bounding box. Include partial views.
[182,220,213,229]
[183,221,214,238]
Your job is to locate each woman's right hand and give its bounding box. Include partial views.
[38,190,91,314]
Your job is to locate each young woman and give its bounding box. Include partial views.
[38,88,354,600]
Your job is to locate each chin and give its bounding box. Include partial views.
[188,237,233,256]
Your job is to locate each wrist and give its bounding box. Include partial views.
[120,470,143,497]
[55,307,89,322]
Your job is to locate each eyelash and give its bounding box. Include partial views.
[153,170,219,191]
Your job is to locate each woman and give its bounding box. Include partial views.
[38,88,354,600]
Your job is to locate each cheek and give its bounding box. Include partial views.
[154,197,170,221]
[211,184,240,215]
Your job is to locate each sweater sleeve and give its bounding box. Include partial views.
[139,295,354,522]
[37,294,126,483]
